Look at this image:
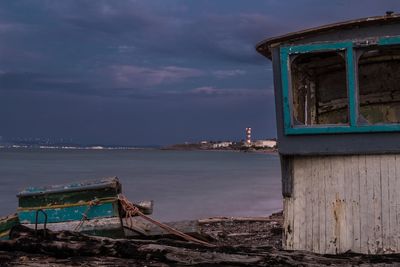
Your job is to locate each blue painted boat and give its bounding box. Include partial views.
[17,177,125,238]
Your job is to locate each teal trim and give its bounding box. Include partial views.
[378,36,400,45]
[346,46,357,126]
[287,124,400,135]
[280,41,354,135]
[282,41,349,54]
[280,48,292,130]
[280,37,400,135]
[18,202,118,224]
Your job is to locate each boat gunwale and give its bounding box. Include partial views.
[17,177,121,197]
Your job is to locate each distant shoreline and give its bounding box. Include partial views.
[0,146,278,154]
[161,147,278,154]
[0,146,157,151]
[161,143,277,154]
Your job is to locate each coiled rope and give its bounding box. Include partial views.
[117,194,214,247]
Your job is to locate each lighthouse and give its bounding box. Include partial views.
[245,127,251,146]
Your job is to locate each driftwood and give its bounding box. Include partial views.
[198,216,284,224]
[2,224,400,266]
[124,217,202,239]
[0,225,263,266]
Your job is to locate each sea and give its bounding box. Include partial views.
[0,149,282,221]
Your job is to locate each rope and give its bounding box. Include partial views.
[117,194,215,247]
[74,199,100,231]
[17,197,117,211]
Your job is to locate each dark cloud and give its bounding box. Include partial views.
[1,0,400,144]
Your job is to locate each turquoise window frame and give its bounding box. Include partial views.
[280,36,400,135]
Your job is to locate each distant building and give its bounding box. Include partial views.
[253,139,276,148]
[212,142,233,149]
[200,141,208,145]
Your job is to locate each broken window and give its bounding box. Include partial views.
[358,45,400,124]
[290,51,348,126]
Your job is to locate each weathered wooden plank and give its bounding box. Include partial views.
[318,156,327,254]
[395,155,400,252]
[338,156,347,253]
[292,158,303,250]
[364,156,375,253]
[342,156,353,252]
[281,156,294,198]
[367,156,382,253]
[298,158,307,251]
[305,157,313,251]
[350,155,361,253]
[359,155,369,254]
[283,198,289,249]
[325,156,336,254]
[24,216,125,238]
[380,155,391,252]
[386,155,397,253]
[124,218,201,238]
[283,197,294,249]
[311,157,320,253]
[375,155,383,253]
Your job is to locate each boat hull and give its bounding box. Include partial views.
[0,214,19,240]
[17,177,125,238]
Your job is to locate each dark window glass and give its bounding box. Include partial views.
[358,45,400,124]
[290,51,348,126]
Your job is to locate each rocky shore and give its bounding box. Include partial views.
[1,212,400,266]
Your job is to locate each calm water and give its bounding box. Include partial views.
[0,149,282,221]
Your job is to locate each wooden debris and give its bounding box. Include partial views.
[198,216,283,224]
[124,217,202,238]
[2,222,400,266]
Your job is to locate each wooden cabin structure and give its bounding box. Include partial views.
[257,13,400,254]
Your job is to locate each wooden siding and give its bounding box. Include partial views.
[283,154,400,254]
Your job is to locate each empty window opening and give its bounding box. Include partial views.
[358,45,400,124]
[290,51,348,126]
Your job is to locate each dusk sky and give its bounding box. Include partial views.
[1,1,400,146]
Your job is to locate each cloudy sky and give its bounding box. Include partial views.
[0,0,399,146]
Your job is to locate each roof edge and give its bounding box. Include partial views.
[256,13,400,59]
